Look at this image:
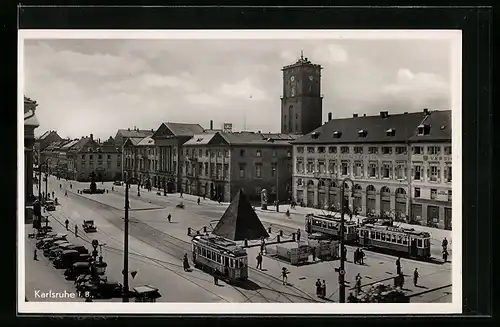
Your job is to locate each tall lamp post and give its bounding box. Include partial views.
[38,159,51,202]
[122,173,140,302]
[336,177,354,303]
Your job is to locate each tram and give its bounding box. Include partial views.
[305,214,359,243]
[191,235,248,282]
[357,224,431,259]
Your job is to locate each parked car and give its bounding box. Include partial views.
[78,253,93,262]
[113,181,122,186]
[53,250,80,269]
[45,200,56,211]
[43,241,70,256]
[80,279,123,299]
[64,262,92,280]
[67,244,89,255]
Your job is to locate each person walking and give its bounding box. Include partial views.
[354,248,359,264]
[180,192,183,198]
[256,253,263,270]
[214,268,220,285]
[74,225,78,238]
[197,197,200,205]
[396,257,401,275]
[281,267,289,285]
[413,268,419,286]
[443,249,449,263]
[311,247,316,262]
[355,274,362,296]
[167,213,172,223]
[321,280,327,298]
[33,249,38,261]
[359,249,365,265]
[296,229,301,242]
[315,278,322,297]
[65,219,69,230]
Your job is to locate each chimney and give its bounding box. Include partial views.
[128,128,130,131]
[353,113,358,118]
[363,114,366,117]
[404,112,408,114]
[90,134,93,141]
[423,108,429,115]
[328,112,332,121]
[210,120,213,130]
[380,111,389,118]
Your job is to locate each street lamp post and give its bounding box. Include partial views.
[337,177,354,303]
[123,174,139,302]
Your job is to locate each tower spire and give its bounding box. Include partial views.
[300,50,304,60]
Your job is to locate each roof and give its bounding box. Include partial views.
[164,122,205,137]
[98,145,121,153]
[60,139,79,150]
[211,189,269,241]
[220,132,296,146]
[116,129,154,139]
[67,137,91,153]
[37,131,51,140]
[409,110,451,142]
[136,136,155,147]
[293,110,451,145]
[183,132,218,146]
[124,137,147,147]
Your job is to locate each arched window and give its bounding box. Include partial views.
[381,186,391,194]
[395,188,406,195]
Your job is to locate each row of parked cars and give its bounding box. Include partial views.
[35,232,123,299]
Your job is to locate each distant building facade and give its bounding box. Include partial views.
[181,131,296,203]
[292,109,452,230]
[24,96,40,224]
[35,130,62,164]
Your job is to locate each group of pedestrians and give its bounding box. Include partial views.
[395,257,420,287]
[315,279,327,298]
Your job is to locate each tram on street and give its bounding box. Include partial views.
[357,224,431,259]
[191,235,248,282]
[305,214,359,243]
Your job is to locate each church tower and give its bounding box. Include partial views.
[281,52,323,135]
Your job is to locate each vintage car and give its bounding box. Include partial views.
[132,285,162,302]
[45,200,56,211]
[82,220,97,233]
[79,279,123,299]
[78,253,93,262]
[113,181,122,186]
[67,244,89,255]
[43,241,71,256]
[64,262,92,280]
[75,275,107,289]
[53,250,80,269]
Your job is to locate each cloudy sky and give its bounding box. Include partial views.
[24,36,452,140]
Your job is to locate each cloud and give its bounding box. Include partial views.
[184,92,223,107]
[217,78,269,101]
[312,44,349,65]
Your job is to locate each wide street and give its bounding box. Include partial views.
[25,175,452,303]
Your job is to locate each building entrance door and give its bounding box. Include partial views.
[411,204,423,225]
[427,205,439,227]
[444,207,452,230]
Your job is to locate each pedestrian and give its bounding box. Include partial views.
[359,249,365,264]
[112,186,114,192]
[443,249,449,263]
[180,192,183,198]
[65,190,68,196]
[297,229,301,242]
[355,277,362,296]
[70,184,72,189]
[315,278,322,297]
[214,268,220,285]
[311,247,316,262]
[354,248,359,264]
[396,257,401,275]
[256,252,263,270]
[413,268,419,286]
[183,254,190,271]
[197,197,200,205]
[218,197,221,204]
[442,237,448,251]
[65,219,69,230]
[75,225,78,238]
[33,249,38,261]
[52,191,55,198]
[167,213,171,223]
[281,267,289,285]
[321,280,327,298]
[260,238,266,255]
[59,184,61,189]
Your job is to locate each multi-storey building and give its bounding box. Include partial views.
[134,136,159,188]
[115,128,154,181]
[291,109,452,229]
[408,110,452,230]
[67,134,122,182]
[41,139,72,173]
[181,131,296,203]
[35,130,62,163]
[24,96,40,223]
[151,122,205,193]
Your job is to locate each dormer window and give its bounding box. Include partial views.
[311,131,320,139]
[333,131,342,138]
[386,128,396,136]
[417,124,431,136]
[358,129,367,137]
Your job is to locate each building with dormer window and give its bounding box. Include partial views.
[291,108,452,230]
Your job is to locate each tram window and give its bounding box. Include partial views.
[397,236,402,244]
[322,222,327,228]
[230,259,234,268]
[202,248,206,257]
[217,254,221,263]
[224,257,229,267]
[417,239,423,248]
[375,232,380,240]
[328,223,334,229]
[235,259,240,268]
[381,233,386,241]
[392,234,397,243]
[402,237,408,245]
[424,239,430,247]
[370,231,375,238]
